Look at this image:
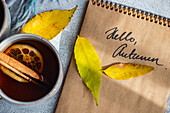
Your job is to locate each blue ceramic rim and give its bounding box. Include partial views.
[0,33,64,105]
[0,0,8,37]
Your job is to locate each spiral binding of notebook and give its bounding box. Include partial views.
[91,0,170,27]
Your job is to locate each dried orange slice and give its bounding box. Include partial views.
[1,44,44,83]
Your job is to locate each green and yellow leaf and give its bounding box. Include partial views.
[74,35,102,105]
[21,6,77,41]
[103,63,154,80]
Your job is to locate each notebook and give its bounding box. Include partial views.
[55,0,170,113]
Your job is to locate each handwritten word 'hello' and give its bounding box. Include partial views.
[105,27,137,45]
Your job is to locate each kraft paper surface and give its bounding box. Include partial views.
[55,1,170,113]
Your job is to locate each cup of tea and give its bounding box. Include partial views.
[0,33,63,105]
[0,0,11,41]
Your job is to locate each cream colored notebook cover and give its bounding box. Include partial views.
[55,0,170,113]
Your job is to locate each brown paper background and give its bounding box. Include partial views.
[55,1,170,113]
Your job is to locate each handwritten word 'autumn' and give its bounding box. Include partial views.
[112,44,163,66]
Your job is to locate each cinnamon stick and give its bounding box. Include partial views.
[0,51,41,80]
[0,61,31,81]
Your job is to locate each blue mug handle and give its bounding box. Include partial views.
[3,0,16,7]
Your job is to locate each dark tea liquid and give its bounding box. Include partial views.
[0,40,59,101]
[0,1,4,31]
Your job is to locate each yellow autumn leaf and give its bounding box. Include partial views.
[103,63,154,80]
[74,35,102,105]
[21,6,77,41]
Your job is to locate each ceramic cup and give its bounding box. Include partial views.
[0,33,63,105]
[0,0,11,41]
